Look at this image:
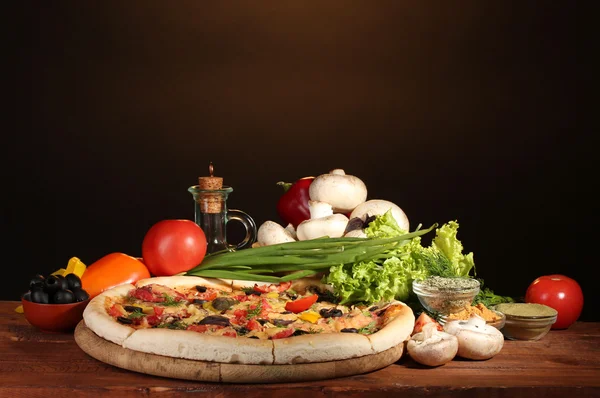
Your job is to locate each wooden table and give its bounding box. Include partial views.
[2,301,599,397]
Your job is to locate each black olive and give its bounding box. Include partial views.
[341,328,359,333]
[31,289,49,304]
[198,315,230,327]
[248,336,259,339]
[292,329,309,336]
[368,306,379,312]
[43,275,62,295]
[22,291,32,301]
[308,286,340,303]
[192,299,207,305]
[65,274,82,290]
[319,308,343,318]
[29,274,45,290]
[195,285,207,293]
[72,288,90,302]
[281,311,293,315]
[117,316,133,324]
[212,297,237,311]
[53,289,75,304]
[237,326,250,335]
[124,305,143,313]
[257,319,268,325]
[272,318,294,326]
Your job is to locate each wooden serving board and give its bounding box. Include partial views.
[74,321,405,383]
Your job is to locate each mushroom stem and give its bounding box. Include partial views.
[308,201,334,219]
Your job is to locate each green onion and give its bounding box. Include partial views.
[185,224,437,282]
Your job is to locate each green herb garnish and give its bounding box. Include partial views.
[358,321,376,335]
[160,294,182,306]
[420,249,456,278]
[156,321,186,330]
[127,311,146,319]
[247,301,262,318]
[473,279,515,307]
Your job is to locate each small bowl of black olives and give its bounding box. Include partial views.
[21,273,91,332]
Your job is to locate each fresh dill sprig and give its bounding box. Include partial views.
[421,249,457,278]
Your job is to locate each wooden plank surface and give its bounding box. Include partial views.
[2,301,599,397]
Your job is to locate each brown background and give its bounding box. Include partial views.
[7,3,589,319]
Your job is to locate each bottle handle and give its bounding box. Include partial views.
[226,209,257,251]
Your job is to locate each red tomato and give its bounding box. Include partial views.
[525,274,584,329]
[271,328,295,339]
[142,219,207,276]
[285,294,318,313]
[412,312,442,335]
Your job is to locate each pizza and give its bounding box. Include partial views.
[82,275,415,365]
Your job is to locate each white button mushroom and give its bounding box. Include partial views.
[257,221,297,246]
[308,169,368,213]
[344,229,367,238]
[407,322,459,367]
[350,199,410,232]
[443,315,505,360]
[296,201,349,241]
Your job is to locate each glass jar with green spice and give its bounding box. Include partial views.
[412,276,480,314]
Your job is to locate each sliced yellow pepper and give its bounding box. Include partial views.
[51,268,66,276]
[298,311,321,324]
[14,305,24,313]
[65,257,87,277]
[265,292,279,299]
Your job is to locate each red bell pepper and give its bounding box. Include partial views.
[285,294,319,313]
[276,177,314,228]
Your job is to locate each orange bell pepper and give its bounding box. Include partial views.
[81,252,151,298]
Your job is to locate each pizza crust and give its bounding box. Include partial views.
[367,302,415,354]
[123,328,274,365]
[273,333,373,364]
[228,276,333,295]
[135,276,232,292]
[83,283,137,346]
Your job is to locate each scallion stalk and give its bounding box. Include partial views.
[185,224,437,282]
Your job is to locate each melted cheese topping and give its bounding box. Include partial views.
[106,283,385,339]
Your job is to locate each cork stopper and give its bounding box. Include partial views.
[198,162,223,190]
[197,162,224,214]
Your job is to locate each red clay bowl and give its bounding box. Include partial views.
[22,297,90,332]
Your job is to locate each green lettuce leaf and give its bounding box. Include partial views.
[364,209,407,238]
[431,221,475,277]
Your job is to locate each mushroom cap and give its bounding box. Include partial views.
[257,221,297,246]
[350,199,410,232]
[344,229,367,238]
[296,213,349,241]
[407,323,458,367]
[309,169,368,213]
[443,315,505,360]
